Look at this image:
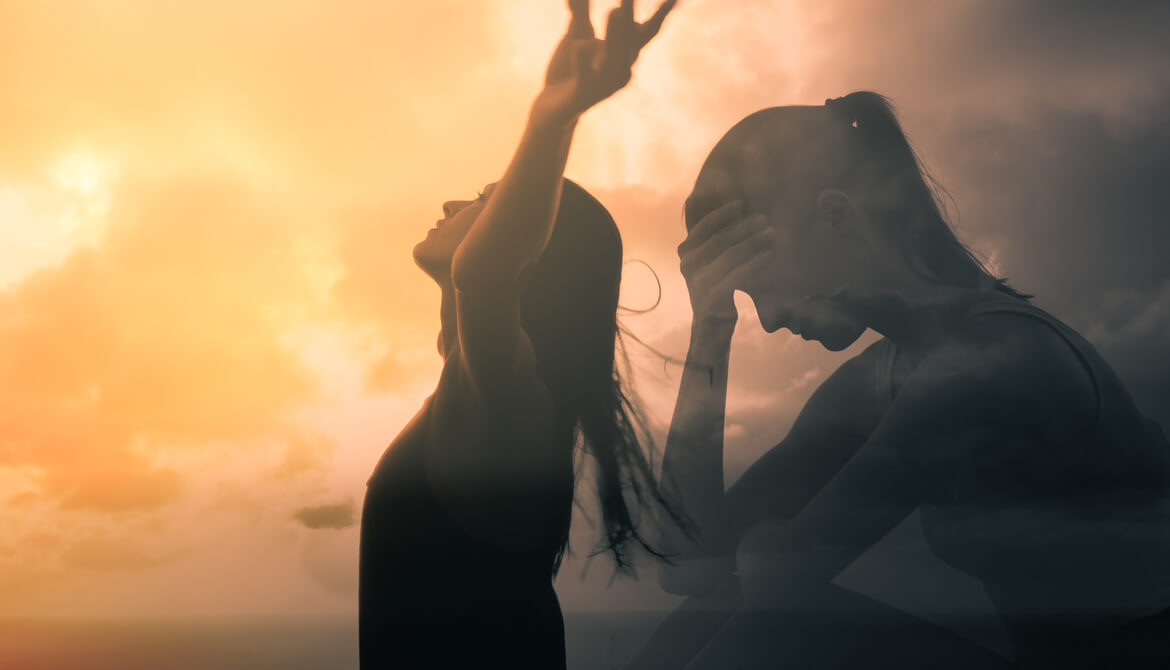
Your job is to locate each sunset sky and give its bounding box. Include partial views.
[2,0,1168,631]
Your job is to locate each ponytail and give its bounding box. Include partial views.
[824,92,1032,301]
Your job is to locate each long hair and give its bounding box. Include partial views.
[823,91,1032,301]
[520,178,678,575]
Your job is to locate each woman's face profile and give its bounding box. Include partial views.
[749,193,868,351]
[413,184,495,281]
[689,139,869,351]
[760,188,872,351]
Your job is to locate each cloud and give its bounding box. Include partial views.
[1082,280,1170,428]
[0,170,328,512]
[275,433,339,480]
[6,491,41,507]
[0,0,1167,621]
[291,501,356,530]
[916,93,1170,435]
[60,536,187,573]
[652,0,1170,432]
[0,0,538,615]
[299,526,359,597]
[61,466,185,512]
[552,0,1170,621]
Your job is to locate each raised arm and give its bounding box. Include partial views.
[450,0,676,296]
[656,200,778,593]
[424,1,677,543]
[655,295,737,593]
[448,0,676,397]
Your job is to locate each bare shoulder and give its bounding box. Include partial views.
[910,311,1098,433]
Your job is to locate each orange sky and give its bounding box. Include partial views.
[0,0,853,618]
[4,0,1161,621]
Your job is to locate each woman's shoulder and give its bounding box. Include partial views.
[957,295,1090,375]
[937,296,1099,432]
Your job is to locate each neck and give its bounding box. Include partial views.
[437,282,457,358]
[861,276,989,357]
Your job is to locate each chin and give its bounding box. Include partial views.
[758,304,790,334]
[818,336,854,352]
[815,323,866,351]
[412,241,449,283]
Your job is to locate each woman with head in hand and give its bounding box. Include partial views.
[358,2,678,668]
[644,92,1170,669]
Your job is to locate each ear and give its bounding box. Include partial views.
[814,188,857,235]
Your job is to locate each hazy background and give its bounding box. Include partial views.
[2,0,1168,667]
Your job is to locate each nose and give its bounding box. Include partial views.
[442,200,473,218]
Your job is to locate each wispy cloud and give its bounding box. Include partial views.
[291,502,356,531]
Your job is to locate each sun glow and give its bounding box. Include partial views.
[49,147,117,241]
[0,148,119,288]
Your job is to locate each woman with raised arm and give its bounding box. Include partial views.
[358,2,677,668]
[639,93,1170,669]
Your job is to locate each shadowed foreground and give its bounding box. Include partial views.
[0,609,1023,669]
[0,613,666,670]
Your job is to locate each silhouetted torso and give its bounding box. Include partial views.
[878,290,1170,666]
[359,354,572,669]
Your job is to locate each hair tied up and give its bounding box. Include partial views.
[825,96,859,128]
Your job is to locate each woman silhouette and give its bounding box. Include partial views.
[358,2,677,668]
[644,92,1170,669]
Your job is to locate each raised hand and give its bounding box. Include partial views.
[534,0,677,127]
[677,201,776,326]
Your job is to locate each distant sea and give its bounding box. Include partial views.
[0,612,667,670]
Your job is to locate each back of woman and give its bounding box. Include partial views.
[910,290,1170,666]
[648,91,1170,669]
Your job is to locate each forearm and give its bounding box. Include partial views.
[659,318,737,557]
[450,106,577,293]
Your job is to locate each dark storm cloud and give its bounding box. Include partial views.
[805,2,1170,635]
[942,99,1170,306]
[583,0,1170,631]
[717,0,1170,433]
[936,97,1170,429]
[291,502,356,530]
[1083,281,1170,427]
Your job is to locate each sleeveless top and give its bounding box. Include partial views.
[873,290,1170,660]
[358,352,573,669]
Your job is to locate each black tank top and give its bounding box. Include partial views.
[359,356,572,669]
[875,290,1170,659]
